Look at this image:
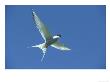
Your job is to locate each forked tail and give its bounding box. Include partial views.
[32,43,47,62]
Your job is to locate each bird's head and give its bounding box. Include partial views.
[53,34,61,39]
[56,34,61,38]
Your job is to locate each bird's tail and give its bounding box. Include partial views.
[32,43,47,62]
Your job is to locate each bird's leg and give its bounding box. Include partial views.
[45,43,48,48]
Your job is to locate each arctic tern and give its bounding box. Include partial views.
[32,10,71,61]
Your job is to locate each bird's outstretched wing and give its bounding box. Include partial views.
[32,10,52,42]
[51,41,71,51]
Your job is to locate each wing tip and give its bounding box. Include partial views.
[32,9,36,14]
[32,9,34,12]
[65,48,71,51]
[68,48,71,50]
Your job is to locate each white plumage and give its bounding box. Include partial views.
[32,10,71,61]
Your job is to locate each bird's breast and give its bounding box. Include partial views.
[46,38,58,47]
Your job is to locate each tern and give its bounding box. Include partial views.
[32,10,71,61]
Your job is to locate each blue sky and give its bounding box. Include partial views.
[5,5,106,69]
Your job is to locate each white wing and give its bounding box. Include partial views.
[51,41,71,51]
[32,10,52,42]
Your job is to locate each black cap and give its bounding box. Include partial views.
[56,34,61,37]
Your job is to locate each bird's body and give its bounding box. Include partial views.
[45,38,57,48]
[31,10,71,61]
[45,35,61,48]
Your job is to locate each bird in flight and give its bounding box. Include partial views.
[32,10,71,62]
